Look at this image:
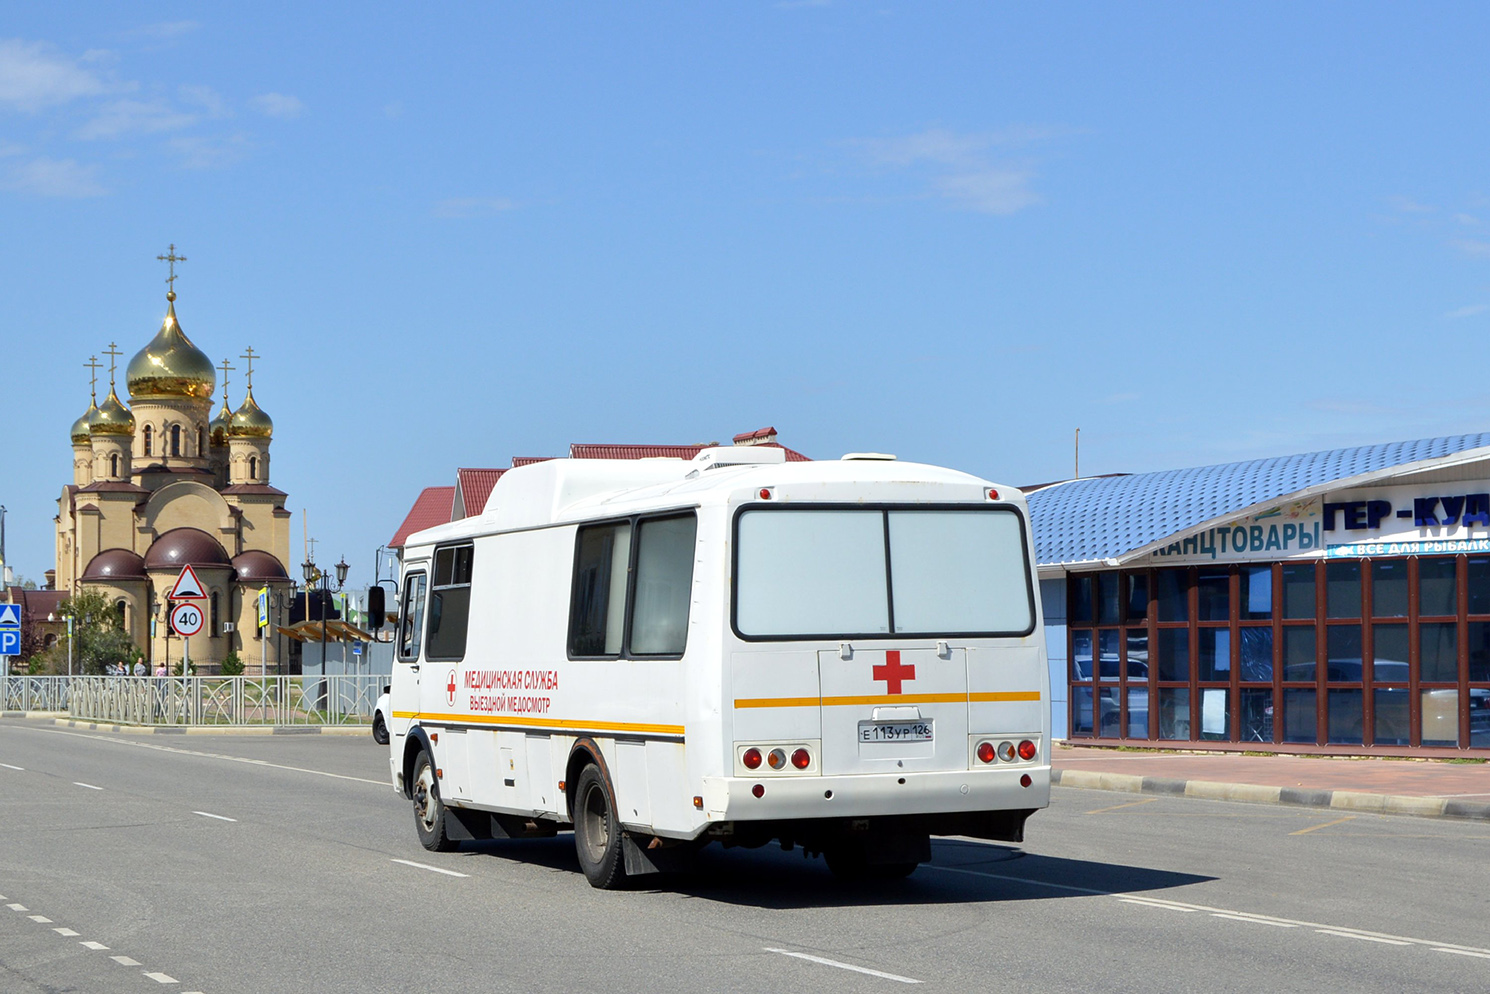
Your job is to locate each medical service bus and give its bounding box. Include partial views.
[387,446,1049,888]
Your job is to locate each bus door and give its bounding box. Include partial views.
[390,570,428,739]
[818,645,969,775]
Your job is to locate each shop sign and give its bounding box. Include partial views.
[1323,480,1490,558]
[1150,499,1323,564]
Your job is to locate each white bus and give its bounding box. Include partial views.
[387,447,1049,888]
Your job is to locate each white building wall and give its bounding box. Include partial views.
[1041,575,1068,739]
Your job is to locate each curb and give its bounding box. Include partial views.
[41,717,371,737]
[1051,768,1490,823]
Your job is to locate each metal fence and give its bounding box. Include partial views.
[4,675,382,728]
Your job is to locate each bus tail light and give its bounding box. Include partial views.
[767,748,787,770]
[975,741,996,764]
[751,783,765,798]
[791,748,810,769]
[759,487,773,500]
[1018,740,1037,761]
[987,488,999,500]
[1020,774,1032,788]
[742,748,762,770]
[997,741,1017,763]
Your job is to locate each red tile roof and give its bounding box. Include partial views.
[455,468,507,518]
[510,456,555,467]
[388,486,456,548]
[570,441,810,462]
[733,426,778,444]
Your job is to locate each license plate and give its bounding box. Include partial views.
[858,720,934,743]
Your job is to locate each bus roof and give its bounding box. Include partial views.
[401,447,1020,550]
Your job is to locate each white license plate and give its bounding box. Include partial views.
[858,720,934,743]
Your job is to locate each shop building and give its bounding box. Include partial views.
[1027,434,1490,754]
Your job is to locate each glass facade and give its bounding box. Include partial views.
[1067,557,1490,750]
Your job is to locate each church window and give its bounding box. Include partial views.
[210,592,220,637]
[110,453,119,477]
[143,425,153,456]
[170,424,181,457]
[249,456,258,481]
[196,427,204,455]
[115,599,127,632]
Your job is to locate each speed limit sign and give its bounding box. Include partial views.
[170,601,205,637]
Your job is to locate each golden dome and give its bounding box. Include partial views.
[125,293,216,401]
[228,385,273,438]
[71,400,99,444]
[91,386,135,436]
[209,399,231,446]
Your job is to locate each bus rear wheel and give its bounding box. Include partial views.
[573,764,627,889]
[412,749,457,853]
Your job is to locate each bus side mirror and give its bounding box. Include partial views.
[368,586,386,630]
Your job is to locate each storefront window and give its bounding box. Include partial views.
[1071,630,1093,681]
[1419,558,1457,616]
[1372,623,1409,683]
[1282,563,1315,619]
[1240,627,1273,681]
[1098,629,1121,680]
[1468,557,1490,614]
[1097,688,1120,737]
[1420,622,1458,683]
[1243,566,1272,619]
[1125,629,1149,681]
[1421,688,1460,747]
[1071,575,1094,624]
[1284,688,1317,743]
[1071,686,1094,736]
[1126,687,1149,737]
[1240,688,1273,743]
[1328,688,1364,744]
[1156,569,1189,622]
[1196,571,1229,622]
[1283,626,1317,681]
[1097,574,1121,626]
[1199,688,1229,741]
[1468,621,1490,681]
[1158,688,1190,740]
[1327,561,1361,619]
[1157,628,1189,681]
[1126,574,1150,622]
[1326,625,1362,681]
[1374,688,1411,746]
[1371,560,1408,618]
[1197,628,1230,681]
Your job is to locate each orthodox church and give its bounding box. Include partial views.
[55,263,293,673]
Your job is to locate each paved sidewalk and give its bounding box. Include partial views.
[1052,743,1490,821]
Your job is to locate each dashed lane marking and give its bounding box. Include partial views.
[764,948,923,984]
[53,927,79,936]
[80,941,109,950]
[0,763,23,770]
[390,858,469,878]
[143,972,178,984]
[72,781,103,790]
[110,955,141,966]
[923,863,1490,957]
[1317,929,1412,945]
[1290,815,1357,836]
[27,915,52,923]
[1211,913,1295,927]
[193,811,237,822]
[6,903,27,911]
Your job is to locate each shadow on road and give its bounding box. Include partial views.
[460,834,1215,909]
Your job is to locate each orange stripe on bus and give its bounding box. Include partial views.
[733,691,1041,709]
[396,712,684,736]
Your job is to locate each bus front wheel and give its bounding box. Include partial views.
[412,750,457,853]
[573,764,627,889]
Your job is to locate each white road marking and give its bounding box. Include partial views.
[111,955,141,966]
[390,858,469,878]
[6,903,27,911]
[765,947,922,984]
[28,915,52,923]
[73,781,103,790]
[1316,929,1411,945]
[53,927,80,936]
[0,763,23,770]
[40,728,387,786]
[144,972,178,983]
[923,863,1490,957]
[1212,913,1295,927]
[80,941,109,950]
[192,811,237,822]
[1118,897,1195,912]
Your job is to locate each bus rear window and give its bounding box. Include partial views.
[734,507,1034,639]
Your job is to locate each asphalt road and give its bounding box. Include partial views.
[1,718,1487,994]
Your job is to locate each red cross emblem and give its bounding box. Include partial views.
[446,670,458,706]
[872,650,916,695]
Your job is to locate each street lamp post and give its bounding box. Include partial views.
[301,556,349,677]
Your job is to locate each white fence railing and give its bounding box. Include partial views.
[4,675,382,727]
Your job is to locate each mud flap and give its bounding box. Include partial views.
[622,833,694,876]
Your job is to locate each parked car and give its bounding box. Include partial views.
[372,687,390,745]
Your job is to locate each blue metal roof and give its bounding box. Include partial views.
[1025,433,1490,567]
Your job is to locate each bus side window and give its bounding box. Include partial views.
[569,522,632,657]
[630,514,697,656]
[399,573,427,662]
[426,544,474,661]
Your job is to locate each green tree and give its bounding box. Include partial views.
[34,589,136,675]
[219,651,244,676]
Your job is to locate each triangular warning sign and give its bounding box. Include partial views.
[168,564,207,600]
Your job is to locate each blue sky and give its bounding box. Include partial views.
[3,3,1489,588]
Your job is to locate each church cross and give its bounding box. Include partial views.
[102,342,123,387]
[240,346,258,390]
[157,244,187,292]
[83,355,102,401]
[218,357,234,404]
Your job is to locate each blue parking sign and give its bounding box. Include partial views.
[0,630,19,656]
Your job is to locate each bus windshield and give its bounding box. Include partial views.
[734,507,1035,639]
